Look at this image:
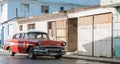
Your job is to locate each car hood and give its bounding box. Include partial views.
[41,39,62,47]
[28,38,63,47]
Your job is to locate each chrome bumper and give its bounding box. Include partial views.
[33,48,66,56]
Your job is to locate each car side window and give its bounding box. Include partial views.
[27,33,35,38]
[13,33,20,39]
[24,33,28,39]
[19,33,24,39]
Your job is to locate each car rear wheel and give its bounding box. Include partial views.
[28,47,36,59]
[55,55,62,59]
[9,47,15,56]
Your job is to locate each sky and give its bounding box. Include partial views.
[39,0,100,6]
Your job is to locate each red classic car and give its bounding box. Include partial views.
[4,30,66,59]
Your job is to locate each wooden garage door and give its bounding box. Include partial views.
[94,13,112,57]
[48,21,57,40]
[68,18,78,52]
[78,16,93,56]
[56,20,67,42]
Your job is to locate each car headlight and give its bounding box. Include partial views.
[62,41,67,46]
[38,41,42,45]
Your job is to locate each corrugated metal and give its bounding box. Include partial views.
[57,38,66,42]
[56,20,67,42]
[57,29,66,37]
[78,16,93,56]
[94,13,112,57]
[78,13,112,57]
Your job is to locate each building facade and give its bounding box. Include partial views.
[15,5,120,59]
[16,13,77,52]
[0,0,83,23]
[0,0,86,47]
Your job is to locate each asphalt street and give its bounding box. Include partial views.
[0,49,116,64]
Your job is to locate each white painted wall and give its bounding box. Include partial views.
[19,21,48,33]
[0,1,8,23]
[35,21,48,33]
[101,0,120,6]
[4,21,18,40]
[19,18,67,32]
[68,8,116,18]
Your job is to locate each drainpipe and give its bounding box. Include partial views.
[16,8,18,19]
[116,6,120,21]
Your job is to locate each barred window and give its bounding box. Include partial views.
[41,5,49,13]
[27,23,35,30]
[21,4,29,12]
[19,25,23,31]
[60,7,64,11]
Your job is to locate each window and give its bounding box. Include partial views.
[8,24,14,36]
[48,22,51,29]
[19,25,23,31]
[71,7,75,9]
[21,4,29,12]
[27,32,48,39]
[24,33,28,39]
[1,4,4,13]
[27,23,35,30]
[13,33,25,39]
[41,5,49,13]
[60,7,64,11]
[13,34,20,39]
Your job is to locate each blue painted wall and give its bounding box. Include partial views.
[7,0,81,20]
[38,0,100,6]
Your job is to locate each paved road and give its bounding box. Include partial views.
[0,49,116,64]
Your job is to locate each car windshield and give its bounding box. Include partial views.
[27,32,49,39]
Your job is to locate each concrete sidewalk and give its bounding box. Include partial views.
[63,54,120,63]
[0,47,8,52]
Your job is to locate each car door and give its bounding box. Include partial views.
[11,33,21,53]
[18,33,28,53]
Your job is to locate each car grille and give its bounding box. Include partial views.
[37,47,63,53]
[48,48,59,52]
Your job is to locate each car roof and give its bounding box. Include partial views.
[17,30,47,34]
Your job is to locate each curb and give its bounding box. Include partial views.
[63,55,120,63]
[0,48,8,52]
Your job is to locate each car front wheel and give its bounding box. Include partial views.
[55,55,62,59]
[9,47,15,56]
[28,47,36,59]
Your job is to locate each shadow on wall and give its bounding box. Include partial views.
[76,36,120,58]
